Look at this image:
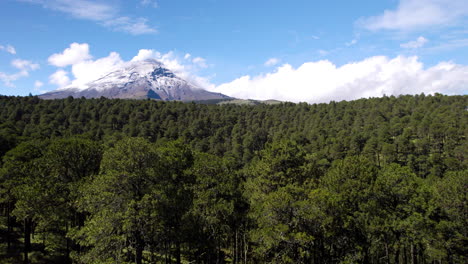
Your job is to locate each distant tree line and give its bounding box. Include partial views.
[0,94,466,263]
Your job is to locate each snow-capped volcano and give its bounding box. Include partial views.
[40,59,230,101]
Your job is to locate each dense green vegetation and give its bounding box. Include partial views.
[0,94,466,264]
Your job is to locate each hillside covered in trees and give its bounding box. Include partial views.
[0,94,466,264]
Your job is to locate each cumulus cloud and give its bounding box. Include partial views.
[19,0,156,35]
[212,56,468,103]
[401,36,428,49]
[131,49,162,62]
[68,52,124,89]
[0,44,16,54]
[49,70,71,87]
[0,58,39,87]
[47,43,124,89]
[359,0,468,31]
[48,43,92,67]
[264,58,280,67]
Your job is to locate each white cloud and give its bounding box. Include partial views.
[318,50,329,56]
[359,0,468,31]
[11,59,40,71]
[264,58,280,67]
[0,71,29,87]
[192,57,208,68]
[19,0,156,35]
[48,44,213,90]
[47,43,215,91]
[103,17,157,35]
[34,80,44,89]
[45,43,468,102]
[48,43,92,67]
[0,44,16,54]
[346,39,358,46]
[130,49,212,87]
[48,43,125,89]
[401,36,428,49]
[0,58,39,87]
[141,0,158,8]
[426,38,468,52]
[212,56,468,103]
[131,49,161,62]
[49,70,71,88]
[68,52,124,89]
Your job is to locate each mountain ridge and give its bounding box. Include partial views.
[40,59,230,101]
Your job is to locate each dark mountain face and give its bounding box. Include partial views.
[40,59,230,101]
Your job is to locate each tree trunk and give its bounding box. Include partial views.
[419,243,425,264]
[404,244,408,264]
[24,218,32,264]
[394,244,400,264]
[7,201,11,251]
[243,232,247,264]
[136,246,143,264]
[66,222,71,261]
[363,246,370,264]
[150,244,156,264]
[164,241,168,264]
[135,232,144,264]
[385,242,390,264]
[216,238,220,264]
[234,230,238,264]
[446,249,452,264]
[175,240,181,264]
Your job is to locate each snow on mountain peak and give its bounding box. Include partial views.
[63,58,190,92]
[40,58,230,101]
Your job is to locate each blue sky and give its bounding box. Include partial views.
[1,0,467,102]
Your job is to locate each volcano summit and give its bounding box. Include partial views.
[40,59,229,101]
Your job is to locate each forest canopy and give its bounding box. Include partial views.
[0,94,466,264]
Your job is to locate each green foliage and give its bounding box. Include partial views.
[431,170,468,263]
[72,137,159,263]
[0,94,466,263]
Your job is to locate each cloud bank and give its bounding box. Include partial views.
[213,56,468,103]
[359,0,468,31]
[47,43,468,103]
